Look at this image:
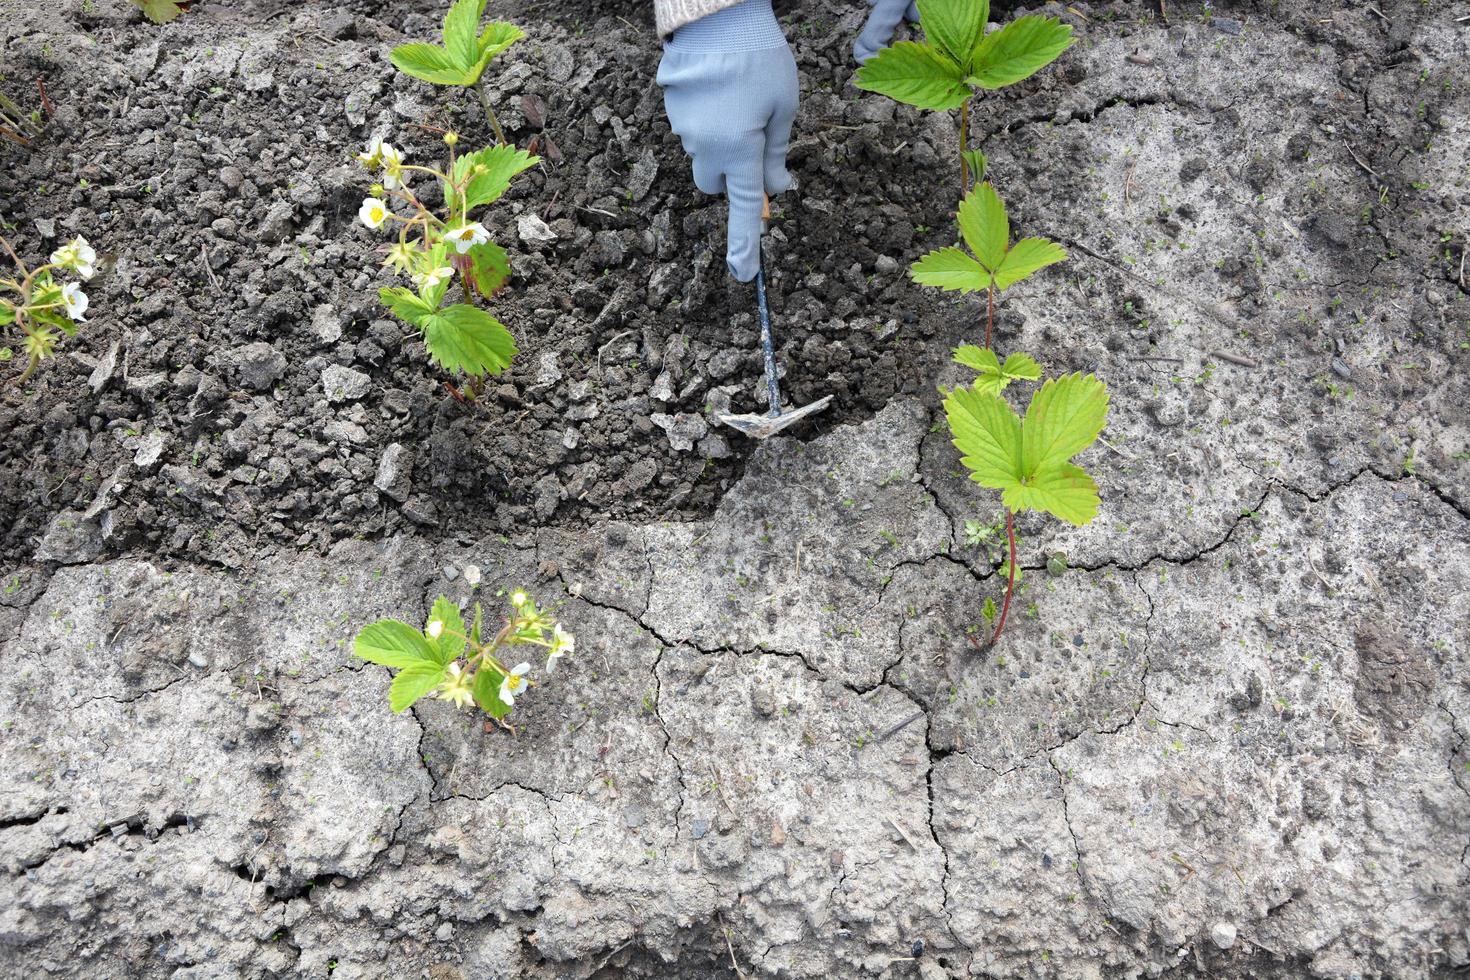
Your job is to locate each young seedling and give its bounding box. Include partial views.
[855,0,1073,195]
[356,131,538,388]
[944,371,1108,645]
[354,590,573,727]
[912,182,1066,348]
[131,0,188,24]
[0,233,96,383]
[391,0,525,146]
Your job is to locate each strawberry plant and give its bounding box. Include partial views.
[912,182,1066,348]
[354,590,573,726]
[944,369,1109,645]
[391,0,525,146]
[1,234,96,383]
[855,0,1073,195]
[356,131,538,388]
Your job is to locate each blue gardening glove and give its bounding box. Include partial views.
[657,0,798,283]
[854,0,921,64]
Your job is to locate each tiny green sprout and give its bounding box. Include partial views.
[856,0,1073,194]
[353,589,574,727]
[354,134,538,388]
[131,0,186,24]
[912,183,1067,348]
[1,233,97,383]
[390,0,525,146]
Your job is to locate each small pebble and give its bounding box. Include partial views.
[1210,921,1238,949]
[1330,357,1352,380]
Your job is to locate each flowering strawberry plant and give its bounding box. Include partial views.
[353,588,573,727]
[1,233,96,383]
[355,131,537,384]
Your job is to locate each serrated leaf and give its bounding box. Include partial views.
[953,345,1001,375]
[962,147,988,185]
[916,0,989,67]
[911,247,991,293]
[945,373,1108,526]
[1001,352,1041,380]
[390,42,473,86]
[472,666,514,718]
[443,0,487,70]
[969,15,1074,90]
[465,240,510,296]
[133,0,184,24]
[958,183,1008,272]
[943,385,1022,492]
[994,237,1068,290]
[0,307,15,326]
[421,304,518,377]
[428,596,466,664]
[445,144,540,213]
[855,41,970,111]
[1002,462,1100,526]
[380,286,436,326]
[355,619,442,669]
[1021,372,1109,475]
[389,662,446,713]
[477,22,525,63]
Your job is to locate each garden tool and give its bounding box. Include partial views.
[716,199,833,439]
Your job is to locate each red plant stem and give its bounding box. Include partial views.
[985,284,995,348]
[991,510,1017,644]
[36,77,53,118]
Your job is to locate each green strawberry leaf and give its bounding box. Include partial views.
[1021,372,1109,475]
[428,596,466,664]
[445,145,540,213]
[390,43,472,86]
[472,665,514,718]
[855,41,970,111]
[994,237,1068,290]
[389,662,446,713]
[1001,352,1042,381]
[1002,462,1100,526]
[465,240,511,297]
[380,287,437,326]
[421,305,518,377]
[962,147,988,186]
[476,22,525,66]
[916,0,989,68]
[133,0,185,24]
[0,306,15,326]
[954,347,1042,395]
[958,183,1008,272]
[943,373,1108,526]
[969,15,1075,90]
[355,619,442,669]
[443,0,487,70]
[910,247,991,293]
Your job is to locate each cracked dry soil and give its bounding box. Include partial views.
[2,0,1469,978]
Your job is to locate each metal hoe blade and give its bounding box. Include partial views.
[716,241,832,439]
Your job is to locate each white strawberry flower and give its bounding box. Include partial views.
[412,265,453,291]
[61,282,89,322]
[356,136,386,169]
[545,624,574,673]
[358,197,389,230]
[426,619,444,639]
[510,590,528,608]
[381,144,405,190]
[499,662,530,706]
[51,236,96,280]
[446,222,490,254]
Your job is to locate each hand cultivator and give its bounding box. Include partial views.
[716,201,833,440]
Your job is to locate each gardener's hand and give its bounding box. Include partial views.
[657,0,798,283]
[854,0,920,64]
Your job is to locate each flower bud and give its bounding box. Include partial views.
[444,131,459,147]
